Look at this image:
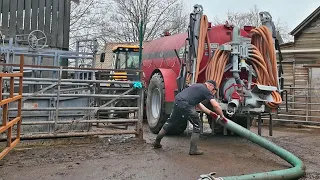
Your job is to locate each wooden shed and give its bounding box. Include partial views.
[278,6,320,123]
[0,0,77,50]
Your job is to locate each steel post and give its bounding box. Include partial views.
[138,20,143,80]
[54,67,62,134]
[136,88,144,140]
[269,113,273,136]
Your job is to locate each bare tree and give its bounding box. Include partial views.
[69,0,111,50]
[273,18,293,43]
[212,5,293,43]
[102,0,189,43]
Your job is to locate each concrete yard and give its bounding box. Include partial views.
[0,124,319,180]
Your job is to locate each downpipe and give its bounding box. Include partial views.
[199,113,306,180]
[231,26,241,85]
[231,26,245,87]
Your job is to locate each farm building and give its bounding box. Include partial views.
[279,6,320,124]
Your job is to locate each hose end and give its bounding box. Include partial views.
[198,172,224,180]
[226,99,239,116]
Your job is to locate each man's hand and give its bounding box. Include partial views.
[219,116,228,123]
[209,112,228,123]
[209,112,218,119]
[209,99,225,119]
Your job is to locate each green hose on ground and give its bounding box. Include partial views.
[199,113,306,180]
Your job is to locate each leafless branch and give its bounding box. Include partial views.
[69,0,112,50]
[212,5,293,43]
[103,0,188,42]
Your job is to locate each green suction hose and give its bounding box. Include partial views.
[199,114,306,180]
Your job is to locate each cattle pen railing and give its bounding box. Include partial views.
[0,62,144,140]
[260,86,320,126]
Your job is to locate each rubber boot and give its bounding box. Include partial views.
[189,132,203,155]
[152,128,167,149]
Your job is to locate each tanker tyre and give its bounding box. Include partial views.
[146,73,186,135]
[146,73,168,134]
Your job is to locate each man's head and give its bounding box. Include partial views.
[205,80,218,94]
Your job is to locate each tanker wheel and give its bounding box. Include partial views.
[146,73,187,135]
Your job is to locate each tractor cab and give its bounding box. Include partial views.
[110,45,141,81]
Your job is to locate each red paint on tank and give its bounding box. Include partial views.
[142,24,250,102]
[142,33,187,83]
[143,33,188,53]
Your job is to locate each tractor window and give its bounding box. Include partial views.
[114,49,140,70]
[115,52,126,69]
[127,51,139,69]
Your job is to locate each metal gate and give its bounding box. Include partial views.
[0,36,144,141]
[0,55,23,160]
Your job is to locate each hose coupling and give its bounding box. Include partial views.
[198,172,223,180]
[226,99,239,116]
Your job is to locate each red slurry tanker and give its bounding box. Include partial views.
[141,4,284,135]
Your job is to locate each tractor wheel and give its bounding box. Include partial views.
[146,73,187,135]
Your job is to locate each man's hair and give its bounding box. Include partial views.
[205,80,218,90]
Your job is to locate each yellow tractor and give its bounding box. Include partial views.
[98,44,142,119]
[110,45,141,81]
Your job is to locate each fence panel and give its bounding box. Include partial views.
[0,55,23,160]
[261,86,320,125]
[0,0,71,49]
[0,41,144,140]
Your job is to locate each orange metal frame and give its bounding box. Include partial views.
[0,55,24,160]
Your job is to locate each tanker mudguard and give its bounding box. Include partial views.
[157,68,178,102]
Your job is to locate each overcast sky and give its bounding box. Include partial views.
[183,0,320,33]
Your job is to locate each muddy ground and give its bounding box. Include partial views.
[0,123,319,180]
